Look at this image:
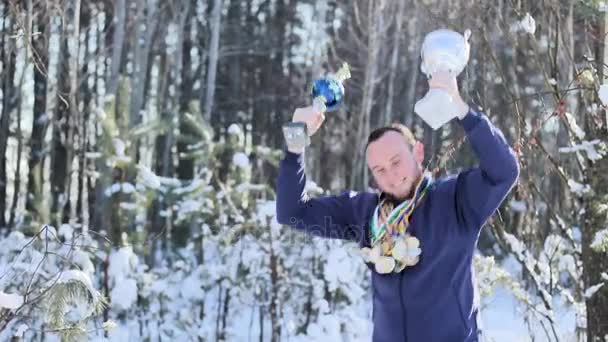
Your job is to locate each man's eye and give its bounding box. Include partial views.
[392,160,400,166]
[377,169,385,174]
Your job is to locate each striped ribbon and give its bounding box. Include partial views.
[370,176,432,245]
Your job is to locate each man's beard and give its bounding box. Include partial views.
[382,172,422,204]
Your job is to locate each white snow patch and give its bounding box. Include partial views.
[14,324,28,338]
[584,283,605,299]
[58,224,74,241]
[324,248,357,292]
[511,13,536,35]
[599,84,608,105]
[504,233,524,255]
[0,291,23,310]
[509,200,526,212]
[112,138,126,156]
[105,183,122,197]
[137,165,161,189]
[258,201,276,218]
[564,113,585,140]
[232,152,250,168]
[559,140,604,161]
[121,182,136,193]
[110,278,138,311]
[119,202,138,211]
[228,123,242,135]
[85,152,102,159]
[567,179,590,196]
[591,229,608,251]
[72,250,95,275]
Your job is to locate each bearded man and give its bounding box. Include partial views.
[276,72,519,342]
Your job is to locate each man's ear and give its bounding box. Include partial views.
[413,141,424,165]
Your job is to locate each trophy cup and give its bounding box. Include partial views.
[311,62,351,112]
[414,29,471,130]
[282,63,351,151]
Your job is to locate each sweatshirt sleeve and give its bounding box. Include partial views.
[275,149,366,242]
[454,107,520,231]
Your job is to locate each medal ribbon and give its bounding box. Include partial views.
[370,176,432,245]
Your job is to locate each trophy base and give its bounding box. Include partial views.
[414,89,460,130]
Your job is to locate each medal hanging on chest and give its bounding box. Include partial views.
[361,176,432,274]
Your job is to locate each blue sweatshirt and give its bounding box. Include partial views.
[276,108,519,342]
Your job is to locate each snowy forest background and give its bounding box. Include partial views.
[0,0,608,341]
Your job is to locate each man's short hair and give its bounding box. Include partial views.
[366,123,416,150]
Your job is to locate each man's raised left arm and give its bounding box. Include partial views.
[454,107,520,230]
[427,72,520,231]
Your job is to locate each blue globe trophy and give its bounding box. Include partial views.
[311,62,351,113]
[281,63,351,152]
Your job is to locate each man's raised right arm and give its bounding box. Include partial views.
[275,106,364,241]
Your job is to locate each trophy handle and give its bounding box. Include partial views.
[464,29,471,42]
[414,89,457,130]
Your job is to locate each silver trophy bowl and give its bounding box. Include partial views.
[415,29,471,129]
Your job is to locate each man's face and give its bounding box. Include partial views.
[366,131,424,200]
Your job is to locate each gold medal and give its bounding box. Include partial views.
[375,256,396,274]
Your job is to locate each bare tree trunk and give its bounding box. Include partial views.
[94,0,126,234]
[129,0,160,188]
[350,0,384,190]
[7,1,33,229]
[66,0,82,224]
[404,1,420,127]
[269,246,281,342]
[0,5,16,230]
[215,283,223,341]
[259,305,264,342]
[581,8,608,341]
[76,3,93,225]
[151,52,170,250]
[159,0,190,181]
[203,0,223,121]
[168,0,191,247]
[51,0,81,226]
[218,288,231,341]
[582,147,608,342]
[177,12,197,181]
[8,87,23,230]
[106,0,126,97]
[26,1,50,225]
[383,0,405,126]
[307,0,328,186]
[90,2,108,233]
[130,0,155,129]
